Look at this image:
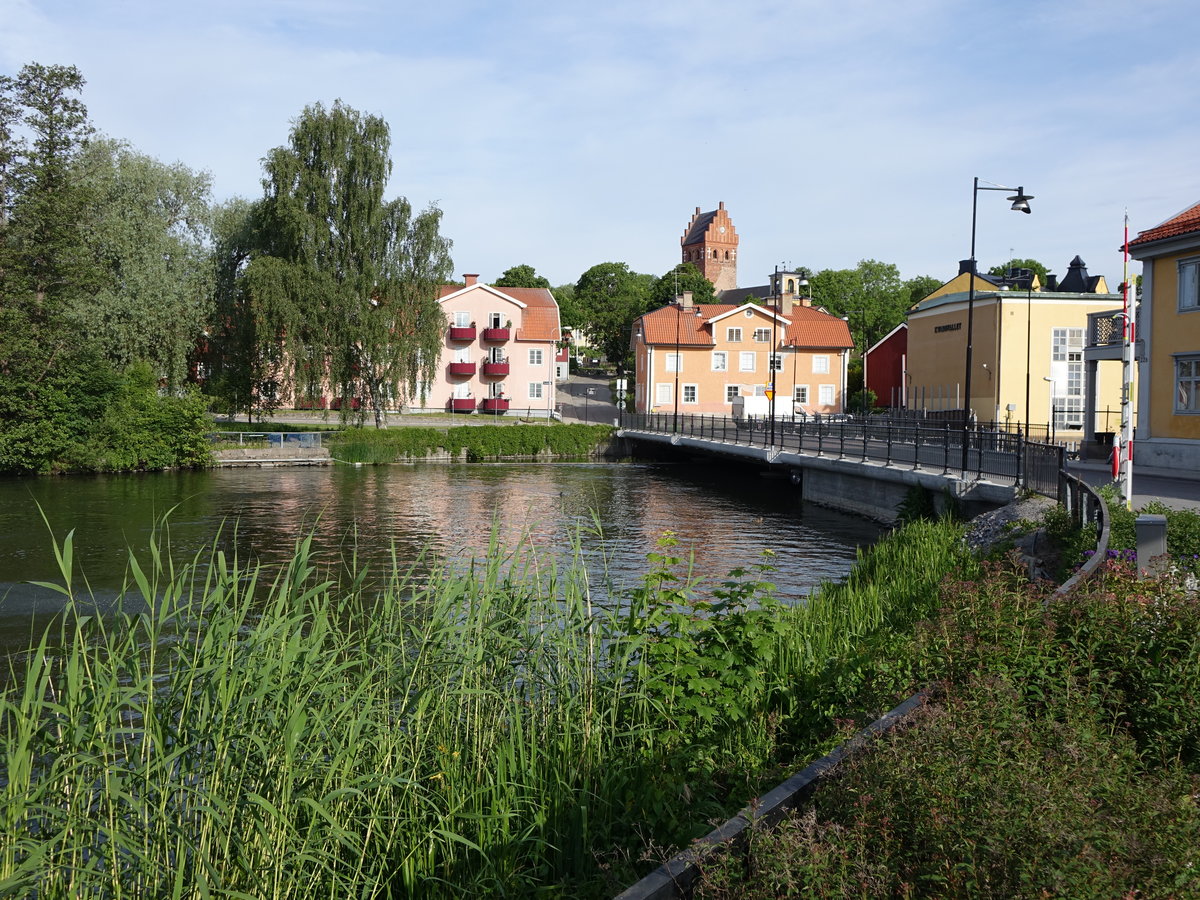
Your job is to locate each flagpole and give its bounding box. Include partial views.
[1120,210,1135,509]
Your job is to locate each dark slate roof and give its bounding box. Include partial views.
[1056,255,1091,293]
[717,285,772,304]
[682,210,717,246]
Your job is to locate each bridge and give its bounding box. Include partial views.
[616,412,1064,522]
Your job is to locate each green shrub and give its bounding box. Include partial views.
[327,424,614,463]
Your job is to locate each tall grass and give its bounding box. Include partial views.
[0,517,968,897]
[328,423,614,463]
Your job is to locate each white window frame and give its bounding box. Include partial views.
[812,355,830,374]
[1179,257,1200,311]
[769,353,784,372]
[528,382,544,399]
[794,384,809,404]
[739,351,756,372]
[655,382,673,404]
[528,348,544,366]
[454,310,471,328]
[682,384,698,404]
[665,352,682,373]
[1176,354,1200,413]
[454,346,471,363]
[819,384,835,406]
[753,327,772,343]
[488,311,503,328]
[726,327,742,343]
[725,384,740,403]
[711,351,728,372]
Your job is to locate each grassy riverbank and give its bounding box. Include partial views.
[326,422,615,462]
[0,517,968,897]
[693,504,1200,899]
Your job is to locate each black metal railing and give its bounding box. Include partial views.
[620,411,1065,497]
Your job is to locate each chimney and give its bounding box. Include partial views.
[958,259,976,276]
[680,290,694,308]
[718,201,725,210]
[801,294,812,307]
[1046,273,1058,291]
[780,294,793,317]
[464,273,479,286]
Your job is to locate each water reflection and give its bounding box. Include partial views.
[0,463,883,655]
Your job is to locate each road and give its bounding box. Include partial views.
[558,374,620,425]
[1067,460,1200,512]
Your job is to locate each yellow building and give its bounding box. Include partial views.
[1129,201,1200,468]
[906,257,1123,443]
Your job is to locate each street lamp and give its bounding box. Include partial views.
[1043,375,1056,445]
[673,300,681,434]
[962,177,1034,472]
[770,264,780,445]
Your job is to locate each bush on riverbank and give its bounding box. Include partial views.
[327,422,615,462]
[0,516,967,897]
[0,361,213,474]
[694,558,1200,899]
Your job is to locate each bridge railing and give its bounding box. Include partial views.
[620,411,1064,497]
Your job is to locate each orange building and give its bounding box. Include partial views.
[631,282,853,416]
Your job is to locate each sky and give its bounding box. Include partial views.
[3,0,1199,291]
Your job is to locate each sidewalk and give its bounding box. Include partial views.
[1067,459,1200,511]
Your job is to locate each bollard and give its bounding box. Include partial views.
[1135,513,1168,578]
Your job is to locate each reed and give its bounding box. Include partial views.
[0,516,967,897]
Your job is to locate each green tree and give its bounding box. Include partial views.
[494,264,550,289]
[648,262,715,307]
[552,282,580,331]
[903,274,942,308]
[988,257,1049,284]
[800,260,908,355]
[245,100,453,427]
[70,138,214,391]
[573,262,653,370]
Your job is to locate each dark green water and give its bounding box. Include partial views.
[0,462,883,656]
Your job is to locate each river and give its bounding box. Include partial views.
[0,462,883,657]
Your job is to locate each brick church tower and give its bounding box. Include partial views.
[680,201,738,292]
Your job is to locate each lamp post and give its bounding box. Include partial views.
[961,177,1034,473]
[1043,375,1056,444]
[770,264,780,445]
[673,300,681,434]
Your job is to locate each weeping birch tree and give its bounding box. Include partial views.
[246,100,451,427]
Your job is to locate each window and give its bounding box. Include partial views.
[665,352,682,373]
[1179,258,1200,311]
[454,347,471,363]
[819,384,835,405]
[769,353,783,372]
[1176,356,1200,412]
[739,351,756,372]
[794,385,809,404]
[454,311,471,328]
[711,351,728,371]
[488,312,503,328]
[489,383,505,398]
[753,327,771,343]
[528,382,544,399]
[725,385,740,403]
[753,385,768,396]
[1050,328,1084,427]
[726,327,742,342]
[682,384,698,403]
[812,355,830,374]
[528,348,544,366]
[656,383,673,404]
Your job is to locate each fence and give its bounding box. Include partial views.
[620,411,1066,498]
[209,431,328,449]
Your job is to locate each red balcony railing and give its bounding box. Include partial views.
[481,327,510,342]
[448,326,476,341]
[449,398,476,412]
[481,361,510,376]
[481,397,510,412]
[447,361,477,376]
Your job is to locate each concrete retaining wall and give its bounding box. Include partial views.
[623,432,1014,523]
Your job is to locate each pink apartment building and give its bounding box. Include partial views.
[632,289,852,416]
[417,274,562,416]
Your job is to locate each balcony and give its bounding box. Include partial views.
[1084,309,1142,363]
[447,361,477,376]
[448,325,477,341]
[481,397,510,412]
[449,398,476,412]
[481,327,510,342]
[481,360,510,376]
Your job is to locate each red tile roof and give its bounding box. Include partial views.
[438,282,560,342]
[636,302,852,350]
[1129,201,1200,248]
